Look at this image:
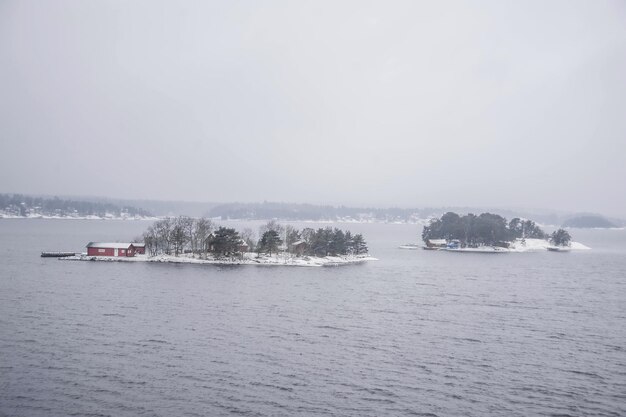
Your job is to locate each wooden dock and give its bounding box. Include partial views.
[41,252,77,258]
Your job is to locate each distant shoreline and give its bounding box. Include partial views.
[0,215,158,221]
[3,216,625,230]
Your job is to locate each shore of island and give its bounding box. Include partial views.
[401,238,591,252]
[442,238,590,253]
[62,253,378,267]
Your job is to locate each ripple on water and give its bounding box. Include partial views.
[1,221,625,417]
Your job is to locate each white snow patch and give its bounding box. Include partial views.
[510,238,591,251]
[62,252,378,267]
[442,238,591,253]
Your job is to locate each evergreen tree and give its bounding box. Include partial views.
[550,229,572,246]
[352,234,368,255]
[258,230,282,256]
[311,227,333,256]
[344,231,354,254]
[210,227,241,256]
[330,228,346,255]
[285,226,301,252]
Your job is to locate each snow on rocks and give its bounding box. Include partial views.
[508,238,591,252]
[62,252,378,267]
[439,238,591,253]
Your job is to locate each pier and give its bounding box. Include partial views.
[41,252,77,258]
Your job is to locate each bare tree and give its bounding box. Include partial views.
[143,225,158,256]
[176,216,195,256]
[259,220,284,240]
[154,218,173,254]
[240,227,256,252]
[170,218,188,256]
[285,225,300,252]
[194,218,214,257]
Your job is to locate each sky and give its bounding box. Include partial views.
[1,1,625,216]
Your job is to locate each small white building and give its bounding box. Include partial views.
[425,239,447,249]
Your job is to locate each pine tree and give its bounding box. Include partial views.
[258,230,282,256]
[550,229,572,247]
[352,234,368,255]
[210,227,241,256]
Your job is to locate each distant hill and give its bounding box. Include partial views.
[0,193,153,219]
[79,198,219,218]
[4,193,622,227]
[208,202,625,227]
[207,202,548,223]
[207,201,431,222]
[562,215,617,228]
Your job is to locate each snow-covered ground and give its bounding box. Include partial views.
[508,238,590,252]
[398,244,421,250]
[447,238,591,253]
[0,213,158,220]
[62,253,378,267]
[407,238,591,253]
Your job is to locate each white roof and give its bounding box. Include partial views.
[86,242,135,249]
[428,239,447,245]
[132,243,146,247]
[291,240,306,246]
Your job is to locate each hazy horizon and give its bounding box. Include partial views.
[2,1,625,217]
[2,191,622,222]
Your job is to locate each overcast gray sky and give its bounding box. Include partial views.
[1,1,625,216]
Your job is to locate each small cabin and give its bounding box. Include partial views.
[425,239,447,249]
[238,239,249,253]
[289,240,307,256]
[205,233,215,252]
[86,242,136,257]
[132,243,146,254]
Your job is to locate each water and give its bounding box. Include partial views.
[1,219,625,416]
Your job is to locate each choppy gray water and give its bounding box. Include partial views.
[1,219,625,416]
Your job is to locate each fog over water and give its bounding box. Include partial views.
[1,1,626,216]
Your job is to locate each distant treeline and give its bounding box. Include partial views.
[0,194,152,218]
[208,202,434,222]
[142,218,368,258]
[208,201,604,225]
[562,215,617,228]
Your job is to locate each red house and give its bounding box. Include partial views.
[132,243,146,254]
[86,242,136,257]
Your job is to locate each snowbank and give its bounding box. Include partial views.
[439,238,591,253]
[0,213,157,220]
[509,238,591,252]
[61,252,378,267]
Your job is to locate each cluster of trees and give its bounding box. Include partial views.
[207,202,585,226]
[142,217,217,256]
[255,220,368,257]
[550,229,572,247]
[0,194,152,218]
[422,212,548,247]
[141,218,368,258]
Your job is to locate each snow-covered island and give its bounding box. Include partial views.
[421,212,590,253]
[61,219,376,267]
[0,194,155,220]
